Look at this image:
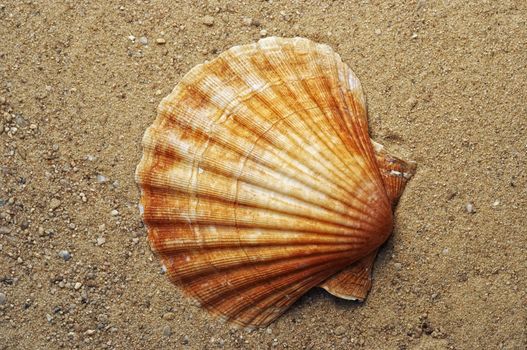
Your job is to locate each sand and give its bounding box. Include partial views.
[1,1,526,349]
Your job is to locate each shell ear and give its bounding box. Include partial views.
[371,140,417,206]
[319,248,378,300]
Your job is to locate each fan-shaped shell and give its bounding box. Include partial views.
[135,37,415,328]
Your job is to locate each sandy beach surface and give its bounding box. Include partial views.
[1,1,526,349]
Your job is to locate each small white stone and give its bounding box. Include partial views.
[406,96,418,109]
[96,174,108,183]
[202,15,215,26]
[58,250,71,261]
[96,237,106,246]
[334,325,346,336]
[74,282,82,290]
[111,209,119,216]
[49,198,61,210]
[242,17,253,26]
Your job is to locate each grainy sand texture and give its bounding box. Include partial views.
[1,1,526,349]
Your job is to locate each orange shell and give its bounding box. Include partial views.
[135,37,415,328]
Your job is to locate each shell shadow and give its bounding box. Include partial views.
[284,282,363,320]
[375,233,396,271]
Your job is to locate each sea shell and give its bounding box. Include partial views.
[135,37,416,328]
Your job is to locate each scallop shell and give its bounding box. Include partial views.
[135,37,416,328]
